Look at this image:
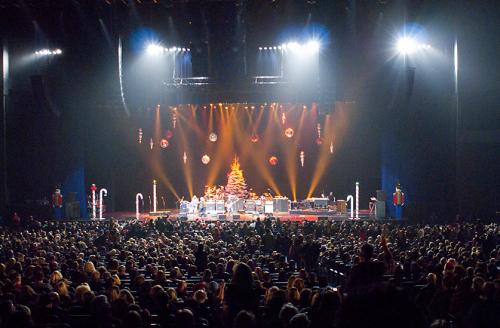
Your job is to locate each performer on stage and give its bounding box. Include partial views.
[52,188,63,220]
[392,183,405,219]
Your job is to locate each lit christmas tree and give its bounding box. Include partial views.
[225,157,249,199]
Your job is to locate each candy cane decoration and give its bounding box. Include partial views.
[355,182,360,219]
[91,184,97,219]
[99,188,107,219]
[135,193,143,220]
[346,195,354,219]
[153,180,157,213]
[281,112,286,125]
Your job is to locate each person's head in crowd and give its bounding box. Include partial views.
[233,310,256,328]
[299,288,312,309]
[426,273,437,285]
[119,289,135,305]
[193,289,207,304]
[287,287,300,304]
[84,261,96,274]
[75,283,91,303]
[122,310,143,328]
[359,243,374,262]
[175,308,195,328]
[166,287,178,302]
[279,303,299,327]
[231,262,253,288]
[49,270,63,284]
[289,313,310,328]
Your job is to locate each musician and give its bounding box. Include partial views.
[199,196,206,216]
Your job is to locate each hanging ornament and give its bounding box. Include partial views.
[316,137,323,145]
[209,132,218,142]
[281,112,286,125]
[172,109,177,128]
[300,150,305,167]
[269,156,278,166]
[201,154,210,165]
[250,134,259,143]
[285,128,294,138]
[317,123,322,139]
[160,138,169,148]
[138,128,143,144]
[183,151,187,164]
[166,130,173,139]
[150,138,154,150]
[330,141,334,154]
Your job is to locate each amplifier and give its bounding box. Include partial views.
[375,201,386,219]
[244,200,256,212]
[216,201,225,212]
[376,190,387,202]
[273,198,289,212]
[65,201,80,218]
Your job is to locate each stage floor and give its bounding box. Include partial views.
[106,209,377,222]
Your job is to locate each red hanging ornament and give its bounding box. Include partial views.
[250,134,259,143]
[160,139,169,148]
[269,156,278,166]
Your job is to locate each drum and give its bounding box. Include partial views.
[336,200,347,214]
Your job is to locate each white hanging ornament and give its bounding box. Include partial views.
[281,112,286,125]
[300,150,305,167]
[150,138,154,150]
[138,128,143,144]
[183,151,187,164]
[201,154,210,165]
[330,141,334,154]
[317,123,321,139]
[209,132,218,142]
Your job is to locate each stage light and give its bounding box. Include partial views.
[182,48,186,51]
[287,42,300,52]
[146,43,164,55]
[396,37,418,55]
[273,46,277,50]
[187,48,191,52]
[277,45,282,50]
[305,40,320,53]
[259,47,263,50]
[264,47,268,50]
[35,48,63,56]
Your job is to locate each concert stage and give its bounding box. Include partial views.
[107,209,376,222]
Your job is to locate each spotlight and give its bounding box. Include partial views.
[287,42,300,52]
[396,37,418,55]
[182,48,186,51]
[146,43,164,55]
[35,48,63,56]
[273,46,277,50]
[187,48,191,52]
[305,40,320,53]
[264,47,268,50]
[259,47,263,50]
[277,45,282,50]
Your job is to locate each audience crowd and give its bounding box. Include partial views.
[0,217,499,328]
